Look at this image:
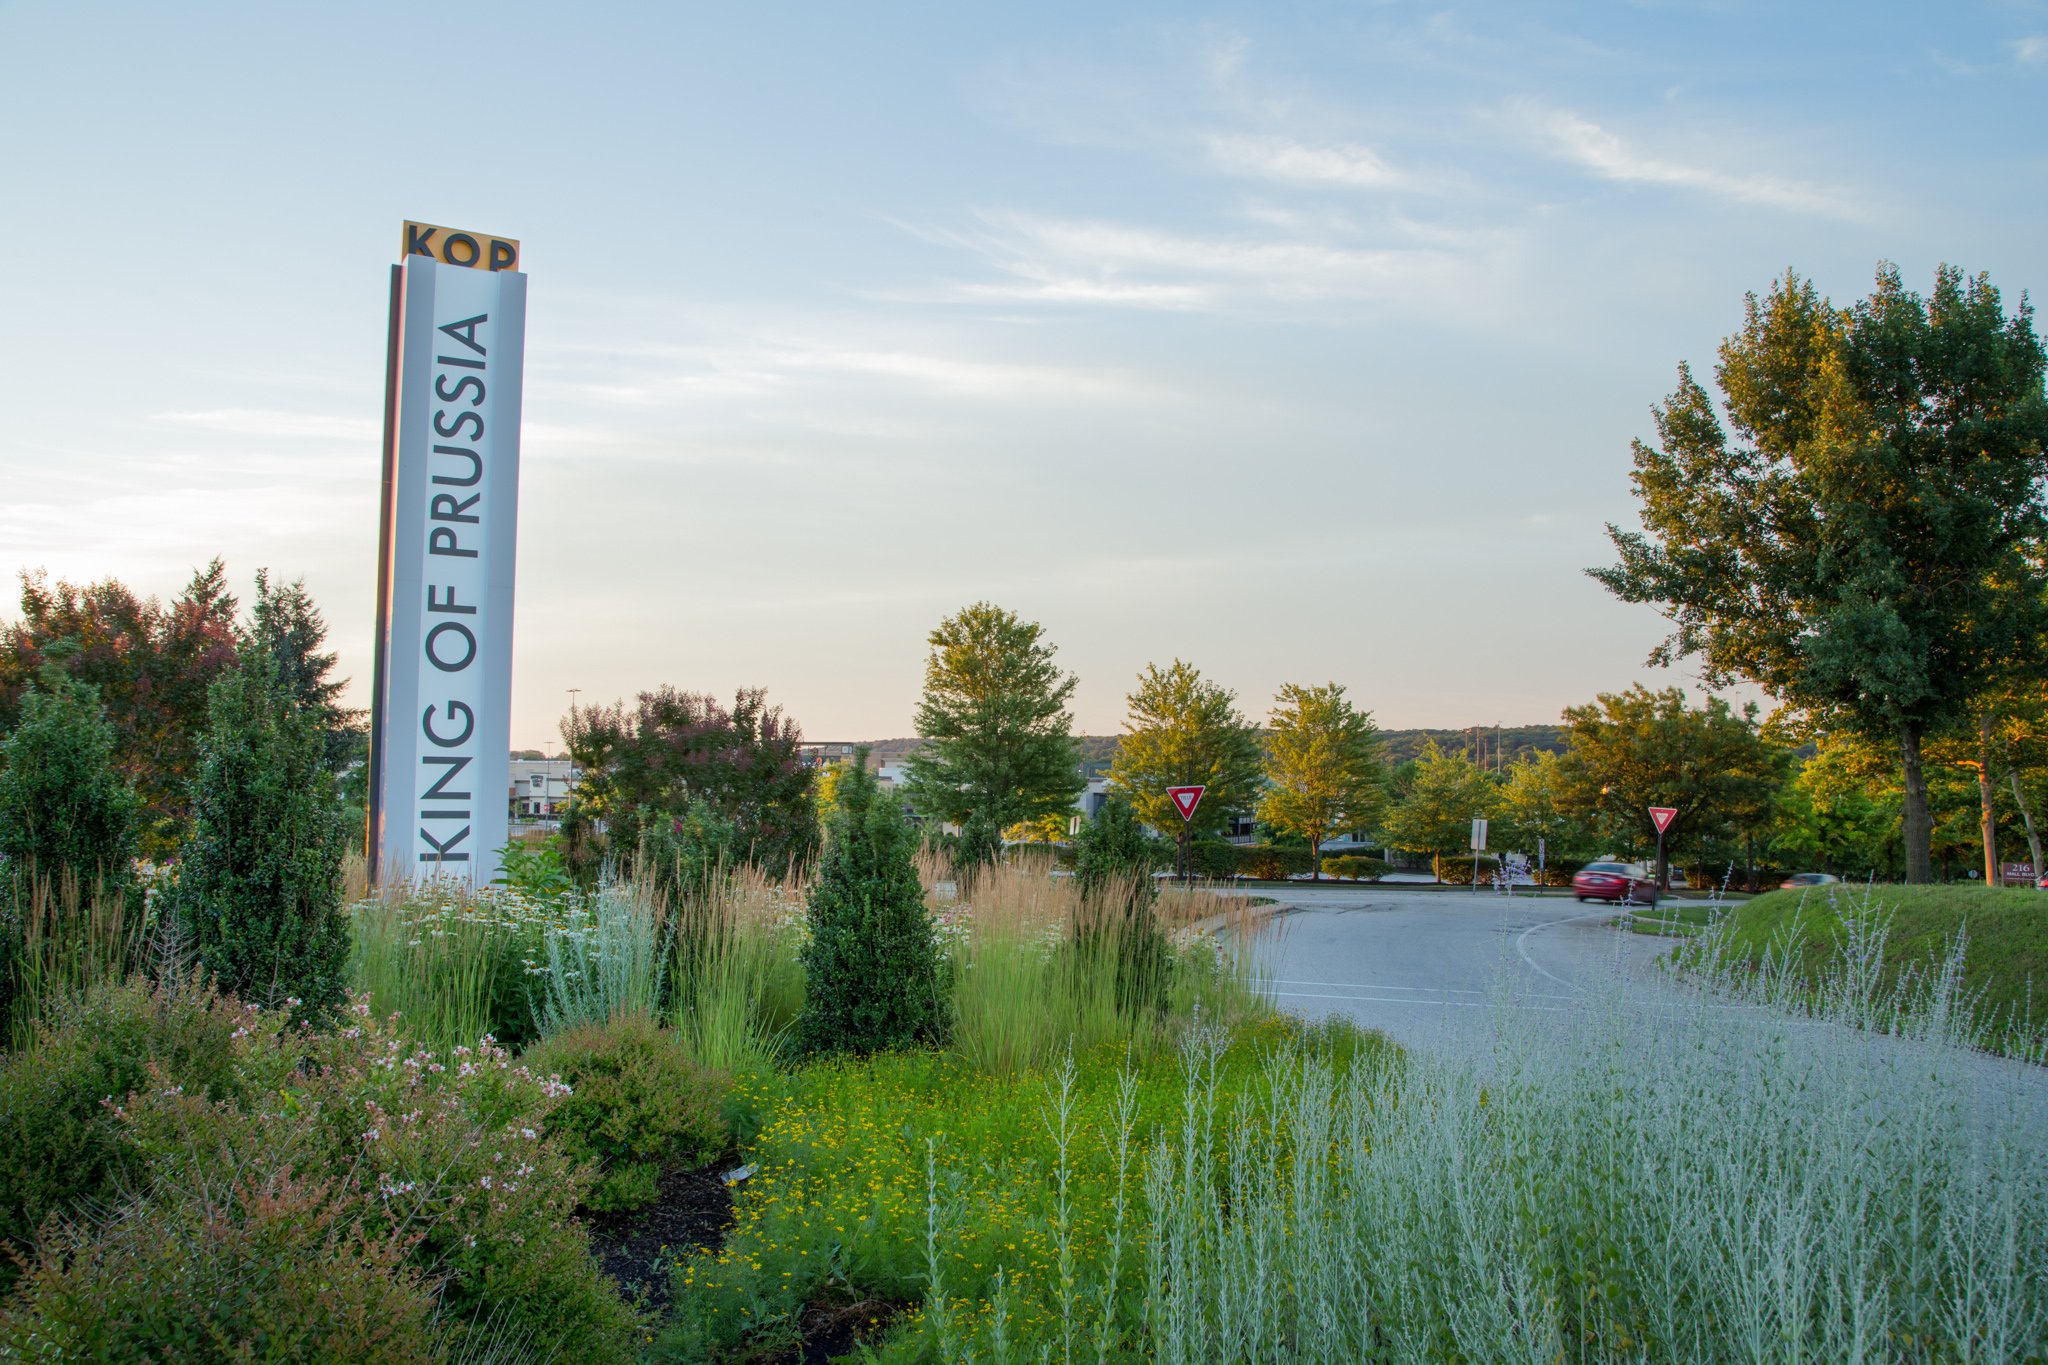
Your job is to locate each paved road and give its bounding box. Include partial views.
[1246,881,2048,1134]
[1251,882,1670,1053]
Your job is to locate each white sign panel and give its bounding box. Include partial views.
[1470,817,1488,852]
[374,255,526,884]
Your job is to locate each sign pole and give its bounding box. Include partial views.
[1646,806,1678,909]
[365,262,403,888]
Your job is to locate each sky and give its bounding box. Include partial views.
[2,2,2043,750]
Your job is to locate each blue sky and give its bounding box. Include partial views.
[2,2,2043,747]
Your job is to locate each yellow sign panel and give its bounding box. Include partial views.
[401,221,520,272]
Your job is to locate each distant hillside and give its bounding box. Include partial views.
[849,726,1564,775]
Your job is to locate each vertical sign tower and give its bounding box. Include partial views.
[367,222,526,886]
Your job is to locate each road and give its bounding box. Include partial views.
[1245,881,2048,1134]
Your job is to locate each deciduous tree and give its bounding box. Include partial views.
[1257,682,1387,879]
[1556,686,1789,892]
[562,687,817,882]
[1108,661,1263,875]
[1384,741,1496,882]
[902,603,1083,837]
[0,562,239,852]
[1593,265,2048,882]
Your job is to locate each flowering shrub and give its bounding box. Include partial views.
[0,977,263,1276]
[0,978,641,1363]
[525,1012,732,1211]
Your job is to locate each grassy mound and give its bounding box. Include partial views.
[1702,883,2048,1042]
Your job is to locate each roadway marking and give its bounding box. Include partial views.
[1512,908,1614,991]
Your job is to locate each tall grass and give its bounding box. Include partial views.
[2,872,151,1048]
[929,852,1271,1076]
[348,885,565,1052]
[665,863,805,1073]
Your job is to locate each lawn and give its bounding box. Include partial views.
[1687,881,2048,1053]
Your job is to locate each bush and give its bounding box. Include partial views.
[796,756,949,1056]
[1075,797,1159,901]
[1433,854,1500,885]
[178,654,349,1020]
[525,1013,731,1211]
[0,672,137,891]
[0,1166,442,1364]
[0,976,641,1363]
[1319,855,1388,881]
[0,977,267,1276]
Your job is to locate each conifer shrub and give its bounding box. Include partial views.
[795,754,949,1056]
[0,671,138,891]
[524,1013,731,1211]
[177,653,350,1020]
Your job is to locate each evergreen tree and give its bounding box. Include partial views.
[177,652,349,1019]
[903,602,1084,834]
[0,670,137,891]
[1074,794,1159,902]
[245,570,361,773]
[1258,682,1388,879]
[795,752,948,1056]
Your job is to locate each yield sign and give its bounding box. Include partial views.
[1167,785,1206,822]
[1648,806,1678,835]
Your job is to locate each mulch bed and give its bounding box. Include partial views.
[585,1159,736,1313]
[585,1161,908,1360]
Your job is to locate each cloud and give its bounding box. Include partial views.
[1515,103,1853,217]
[2012,35,2047,65]
[1203,133,1406,189]
[151,408,379,441]
[906,208,1509,314]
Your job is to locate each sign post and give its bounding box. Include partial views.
[367,221,527,889]
[1647,806,1678,907]
[1469,816,1488,892]
[1166,785,1206,881]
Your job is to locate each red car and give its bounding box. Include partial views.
[1573,861,1657,904]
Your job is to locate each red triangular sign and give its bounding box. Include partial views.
[1167,785,1206,822]
[1648,806,1678,835]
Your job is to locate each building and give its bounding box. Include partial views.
[508,756,579,821]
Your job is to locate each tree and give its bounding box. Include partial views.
[1594,265,2048,883]
[1257,682,1387,879]
[1556,686,1789,893]
[902,603,1084,837]
[177,652,350,1020]
[0,562,239,853]
[245,570,361,774]
[1493,750,1594,874]
[0,672,138,891]
[1107,661,1263,877]
[561,686,818,883]
[1383,741,1497,882]
[794,752,948,1056]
